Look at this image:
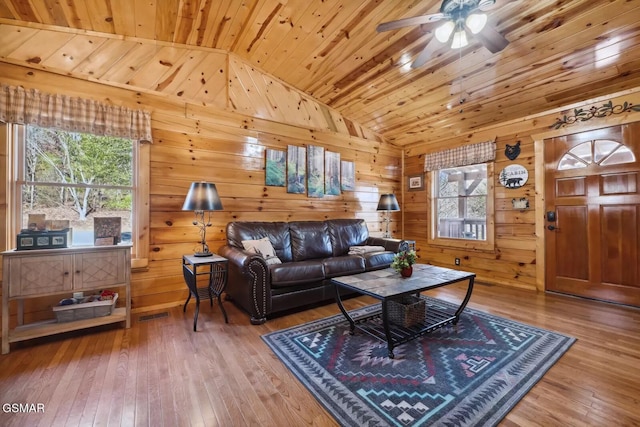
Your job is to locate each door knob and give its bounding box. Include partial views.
[547,225,557,231]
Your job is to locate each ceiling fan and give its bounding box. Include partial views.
[376,0,509,68]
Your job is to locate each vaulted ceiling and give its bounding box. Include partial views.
[1,0,639,147]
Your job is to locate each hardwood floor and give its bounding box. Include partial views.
[1,283,639,426]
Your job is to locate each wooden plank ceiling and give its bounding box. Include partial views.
[1,0,640,147]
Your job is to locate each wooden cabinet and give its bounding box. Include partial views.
[2,245,131,354]
[7,254,73,297]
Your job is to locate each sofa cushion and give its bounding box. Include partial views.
[269,260,325,287]
[289,221,332,261]
[226,221,293,262]
[326,219,369,256]
[322,255,366,278]
[242,237,282,265]
[363,251,395,270]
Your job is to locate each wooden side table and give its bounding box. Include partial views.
[182,254,229,331]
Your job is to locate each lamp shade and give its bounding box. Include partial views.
[465,13,488,34]
[377,194,400,211]
[182,182,223,211]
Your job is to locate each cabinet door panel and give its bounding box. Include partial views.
[9,255,73,297]
[74,250,126,290]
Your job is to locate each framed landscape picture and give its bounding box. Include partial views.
[325,151,340,195]
[287,145,306,194]
[265,148,286,186]
[307,145,325,198]
[340,160,355,191]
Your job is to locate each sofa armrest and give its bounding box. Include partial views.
[218,245,271,324]
[366,237,409,253]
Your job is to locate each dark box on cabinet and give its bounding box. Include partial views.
[17,229,69,250]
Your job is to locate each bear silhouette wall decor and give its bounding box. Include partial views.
[499,164,528,189]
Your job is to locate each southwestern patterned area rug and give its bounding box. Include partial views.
[262,297,575,427]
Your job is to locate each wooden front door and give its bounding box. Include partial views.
[544,123,640,307]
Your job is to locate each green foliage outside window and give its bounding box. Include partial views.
[24,126,133,220]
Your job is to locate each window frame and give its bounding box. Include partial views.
[427,162,495,250]
[1,123,149,269]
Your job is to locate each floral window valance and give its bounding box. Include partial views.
[424,140,495,171]
[0,84,152,142]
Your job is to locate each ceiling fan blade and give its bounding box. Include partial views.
[377,13,446,32]
[477,0,498,11]
[471,23,509,53]
[411,37,441,68]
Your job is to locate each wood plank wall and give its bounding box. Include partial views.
[403,88,640,291]
[3,22,640,318]
[0,60,402,321]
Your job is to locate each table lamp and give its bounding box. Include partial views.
[182,182,223,257]
[377,194,400,238]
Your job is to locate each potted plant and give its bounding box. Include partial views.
[391,249,417,277]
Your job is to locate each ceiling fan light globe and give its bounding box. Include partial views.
[435,21,455,43]
[451,30,468,49]
[466,13,488,34]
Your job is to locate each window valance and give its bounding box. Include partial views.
[0,84,152,142]
[424,140,495,171]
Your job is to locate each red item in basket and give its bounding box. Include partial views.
[101,289,115,300]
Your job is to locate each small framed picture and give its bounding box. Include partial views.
[37,236,50,246]
[408,174,424,191]
[52,236,65,246]
[20,237,34,247]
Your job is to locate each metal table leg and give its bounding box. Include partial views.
[453,276,475,324]
[334,284,355,334]
[381,299,395,358]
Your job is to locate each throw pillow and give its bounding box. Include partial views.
[242,237,282,265]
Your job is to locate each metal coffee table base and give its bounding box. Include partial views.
[332,266,475,358]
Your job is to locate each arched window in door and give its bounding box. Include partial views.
[558,139,635,170]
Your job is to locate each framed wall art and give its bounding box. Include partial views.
[325,151,341,196]
[340,160,355,191]
[408,173,424,191]
[307,145,325,198]
[265,148,286,186]
[287,145,306,194]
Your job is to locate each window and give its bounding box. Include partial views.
[3,124,149,268]
[558,139,635,170]
[21,125,134,242]
[429,163,494,249]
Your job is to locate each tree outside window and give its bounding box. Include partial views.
[434,164,488,240]
[20,125,133,245]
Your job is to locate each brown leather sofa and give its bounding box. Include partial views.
[218,219,407,324]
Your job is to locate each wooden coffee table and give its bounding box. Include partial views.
[331,264,475,358]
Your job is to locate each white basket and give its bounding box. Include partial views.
[53,293,118,323]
